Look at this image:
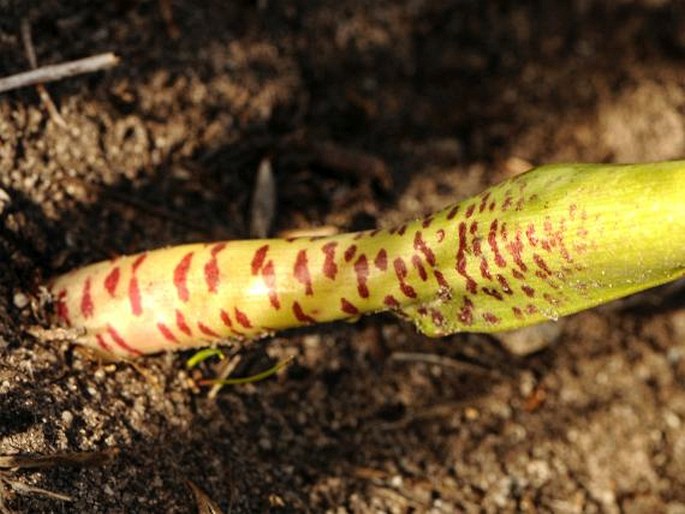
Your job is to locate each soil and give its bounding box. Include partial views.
[1,1,685,512]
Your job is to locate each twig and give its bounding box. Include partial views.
[249,158,276,238]
[0,449,118,470]
[0,476,72,503]
[390,351,495,374]
[0,53,119,94]
[20,18,67,127]
[186,481,225,514]
[158,0,181,39]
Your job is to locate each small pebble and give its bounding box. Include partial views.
[13,292,29,309]
[61,410,74,426]
[497,320,564,356]
[0,188,10,215]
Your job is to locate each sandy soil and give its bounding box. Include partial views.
[1,1,685,512]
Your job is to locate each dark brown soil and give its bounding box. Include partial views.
[1,1,685,512]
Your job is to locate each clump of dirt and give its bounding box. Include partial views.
[1,1,684,512]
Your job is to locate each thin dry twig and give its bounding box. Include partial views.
[0,477,72,503]
[158,0,181,39]
[390,351,495,375]
[0,53,119,94]
[19,18,67,127]
[207,353,242,399]
[249,158,276,238]
[0,449,119,470]
[186,481,225,514]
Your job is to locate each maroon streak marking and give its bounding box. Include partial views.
[234,308,252,329]
[411,254,428,281]
[472,236,482,257]
[393,257,417,299]
[465,204,476,218]
[459,297,474,325]
[220,309,237,331]
[251,245,269,275]
[521,285,535,297]
[354,254,370,298]
[526,304,538,315]
[204,243,226,293]
[431,309,445,326]
[81,277,94,318]
[294,249,313,295]
[496,274,512,294]
[526,223,538,247]
[505,229,527,272]
[543,293,560,306]
[434,270,450,291]
[533,254,552,276]
[512,306,524,319]
[436,229,445,242]
[483,312,500,324]
[95,334,113,352]
[479,192,490,213]
[397,224,408,236]
[129,276,142,316]
[128,254,146,316]
[374,249,388,271]
[482,287,504,301]
[198,322,220,337]
[340,298,359,315]
[262,260,280,309]
[107,324,142,356]
[132,254,147,272]
[446,205,460,220]
[456,222,477,294]
[344,245,357,262]
[384,295,400,309]
[422,216,434,228]
[104,267,120,297]
[322,242,338,279]
[55,289,70,325]
[174,252,194,303]
[219,309,238,337]
[157,323,179,344]
[488,220,507,267]
[479,258,492,280]
[512,269,525,280]
[176,309,192,336]
[293,301,316,323]
[414,231,436,266]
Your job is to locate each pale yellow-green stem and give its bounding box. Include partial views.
[48,161,685,357]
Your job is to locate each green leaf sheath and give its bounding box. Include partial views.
[48,161,685,357]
